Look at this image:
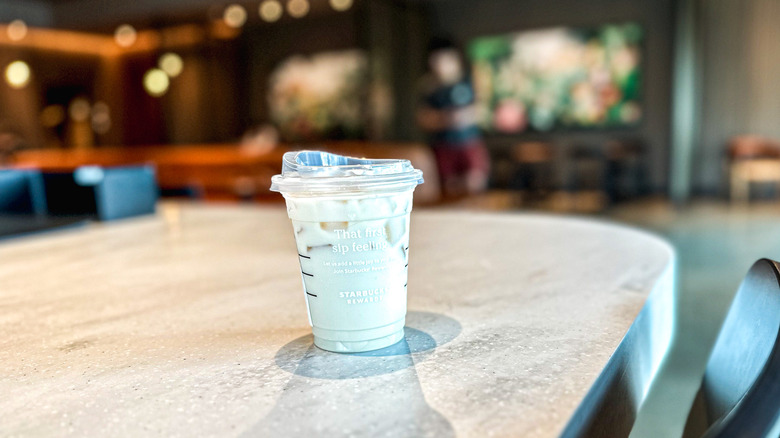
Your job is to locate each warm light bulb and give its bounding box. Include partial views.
[143,68,170,97]
[287,0,309,18]
[114,24,137,47]
[7,19,28,41]
[68,98,91,122]
[329,0,353,12]
[158,52,183,78]
[4,60,30,89]
[223,4,248,28]
[259,0,283,22]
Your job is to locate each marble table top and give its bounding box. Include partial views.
[0,203,674,437]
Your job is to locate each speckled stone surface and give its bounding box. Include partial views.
[0,203,674,437]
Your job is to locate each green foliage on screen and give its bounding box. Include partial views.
[467,23,643,134]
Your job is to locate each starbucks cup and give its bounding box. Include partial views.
[270,151,423,353]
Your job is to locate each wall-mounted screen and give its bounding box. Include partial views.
[268,49,368,141]
[468,23,642,134]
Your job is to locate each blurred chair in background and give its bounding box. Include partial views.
[727,136,780,203]
[0,169,87,239]
[510,141,556,203]
[681,258,780,437]
[569,144,608,212]
[43,165,158,221]
[0,169,47,215]
[606,139,647,203]
[561,258,780,438]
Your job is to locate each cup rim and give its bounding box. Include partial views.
[270,150,424,195]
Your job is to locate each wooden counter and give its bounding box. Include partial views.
[10,142,441,203]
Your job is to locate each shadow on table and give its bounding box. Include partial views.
[243,311,461,437]
[274,311,461,378]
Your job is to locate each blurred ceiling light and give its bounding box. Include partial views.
[158,52,183,78]
[4,60,30,89]
[68,98,91,122]
[287,0,309,18]
[40,105,65,127]
[7,19,28,41]
[92,101,109,115]
[210,19,241,40]
[329,0,353,12]
[143,68,170,97]
[114,24,137,47]
[223,4,248,28]
[91,101,111,134]
[259,0,283,22]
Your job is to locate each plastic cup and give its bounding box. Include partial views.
[270,151,423,353]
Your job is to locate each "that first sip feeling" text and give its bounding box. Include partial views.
[332,227,389,255]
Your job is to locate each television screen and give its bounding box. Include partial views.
[268,49,368,141]
[468,23,642,134]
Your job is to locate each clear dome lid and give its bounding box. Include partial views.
[270,151,424,195]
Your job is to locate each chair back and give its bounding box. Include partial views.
[43,165,158,221]
[683,259,780,437]
[0,169,47,215]
[727,136,780,161]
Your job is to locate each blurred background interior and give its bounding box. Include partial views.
[1,0,778,208]
[1,0,780,432]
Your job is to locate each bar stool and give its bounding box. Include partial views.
[568,144,607,212]
[606,139,646,202]
[510,141,555,200]
[726,136,780,203]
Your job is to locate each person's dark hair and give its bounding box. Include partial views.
[426,36,459,57]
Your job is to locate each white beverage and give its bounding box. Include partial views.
[271,151,423,353]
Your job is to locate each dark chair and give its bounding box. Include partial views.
[567,144,609,212]
[510,141,556,199]
[569,144,606,193]
[0,169,87,239]
[681,258,780,437]
[0,169,47,215]
[726,136,780,203]
[605,140,646,202]
[43,165,158,221]
[561,258,780,438]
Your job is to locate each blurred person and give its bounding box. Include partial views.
[240,124,279,156]
[64,97,94,149]
[0,123,26,165]
[417,37,490,200]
